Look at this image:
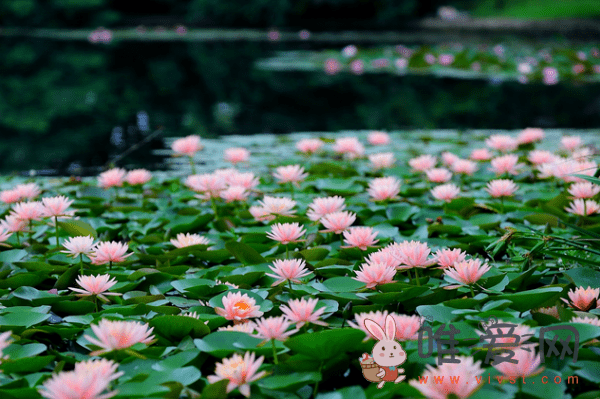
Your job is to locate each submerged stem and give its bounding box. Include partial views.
[55,216,60,248]
[189,156,196,175]
[414,268,421,286]
[271,339,278,365]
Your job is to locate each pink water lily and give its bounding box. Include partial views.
[224,147,250,164]
[296,138,323,154]
[266,259,311,286]
[320,211,356,234]
[84,319,155,356]
[98,168,126,189]
[266,222,306,244]
[207,352,266,397]
[172,135,203,156]
[214,291,264,322]
[353,261,396,289]
[90,241,133,265]
[280,297,328,328]
[342,226,379,250]
[69,274,122,302]
[444,259,491,285]
[306,196,345,221]
[273,165,308,185]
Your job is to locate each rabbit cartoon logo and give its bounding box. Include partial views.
[359,315,407,389]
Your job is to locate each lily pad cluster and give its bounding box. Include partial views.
[0,128,598,399]
[257,42,600,85]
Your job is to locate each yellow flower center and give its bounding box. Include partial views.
[234,301,250,311]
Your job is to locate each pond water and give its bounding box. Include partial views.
[2,30,600,175]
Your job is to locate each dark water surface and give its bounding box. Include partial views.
[2,33,600,175]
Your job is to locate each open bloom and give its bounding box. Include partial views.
[281,297,327,328]
[267,259,311,286]
[348,310,389,340]
[565,199,600,216]
[69,274,122,302]
[470,148,492,161]
[320,211,356,234]
[42,196,74,218]
[561,135,582,152]
[61,236,96,258]
[353,261,396,289]
[90,241,133,265]
[518,128,545,144]
[172,135,203,156]
[170,233,210,248]
[369,152,395,170]
[16,183,41,199]
[1,214,28,233]
[207,352,266,398]
[185,173,226,199]
[494,347,542,379]
[410,356,484,399]
[224,147,250,164]
[223,171,260,191]
[451,159,478,175]
[426,168,452,183]
[528,150,557,165]
[296,138,323,154]
[485,134,518,152]
[257,196,296,218]
[125,169,152,185]
[486,179,518,198]
[568,182,600,199]
[367,131,390,145]
[392,240,436,270]
[0,189,22,204]
[539,158,597,183]
[409,155,436,172]
[434,248,467,269]
[333,137,365,159]
[267,223,306,244]
[342,226,379,250]
[84,319,155,356]
[220,186,249,202]
[253,316,297,342]
[273,165,308,185]
[39,359,123,399]
[11,201,45,221]
[306,196,345,221]
[249,206,270,222]
[215,292,264,322]
[431,183,460,202]
[98,168,126,189]
[490,154,524,175]
[391,314,424,341]
[561,286,599,311]
[442,152,460,167]
[367,176,401,201]
[444,259,491,285]
[366,246,401,269]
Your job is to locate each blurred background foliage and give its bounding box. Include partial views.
[1,0,600,174]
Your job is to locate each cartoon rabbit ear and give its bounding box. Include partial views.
[385,315,396,340]
[364,318,386,341]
